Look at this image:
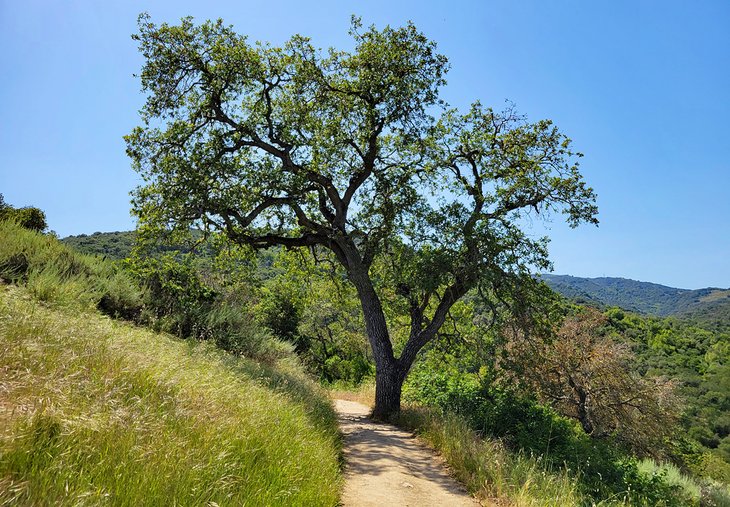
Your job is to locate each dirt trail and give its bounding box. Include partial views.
[335,399,479,507]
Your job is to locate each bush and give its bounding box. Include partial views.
[404,361,697,505]
[0,195,47,232]
[206,304,294,363]
[127,254,215,337]
[10,207,47,232]
[126,252,297,365]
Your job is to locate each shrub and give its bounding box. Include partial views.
[0,195,47,232]
[403,361,696,505]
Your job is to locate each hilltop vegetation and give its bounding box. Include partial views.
[61,230,136,260]
[0,221,341,505]
[542,274,730,331]
[0,194,47,233]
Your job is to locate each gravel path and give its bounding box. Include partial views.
[335,399,479,507]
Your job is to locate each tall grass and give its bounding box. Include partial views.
[391,404,730,506]
[0,222,340,504]
[0,285,341,505]
[0,220,142,316]
[394,407,583,507]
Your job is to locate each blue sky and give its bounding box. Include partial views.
[1,1,728,289]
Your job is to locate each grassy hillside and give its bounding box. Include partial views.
[0,221,341,505]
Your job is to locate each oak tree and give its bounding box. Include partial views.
[126,15,598,418]
[501,309,679,455]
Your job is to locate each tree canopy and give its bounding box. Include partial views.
[127,14,598,417]
[0,194,47,233]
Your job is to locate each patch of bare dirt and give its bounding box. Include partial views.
[335,399,480,507]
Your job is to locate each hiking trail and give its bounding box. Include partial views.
[335,399,479,507]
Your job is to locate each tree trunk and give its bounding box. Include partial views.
[344,259,405,419]
[340,244,451,420]
[371,363,406,420]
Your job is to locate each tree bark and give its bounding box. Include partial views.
[344,255,406,419]
[341,243,466,420]
[371,362,407,420]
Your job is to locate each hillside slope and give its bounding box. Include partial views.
[0,285,341,506]
[541,274,730,329]
[61,230,136,260]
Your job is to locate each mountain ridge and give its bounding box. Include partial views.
[541,274,730,331]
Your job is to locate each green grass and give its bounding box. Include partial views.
[637,459,730,507]
[0,285,341,506]
[391,405,730,506]
[393,407,583,507]
[0,220,143,317]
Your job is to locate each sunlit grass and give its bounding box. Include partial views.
[0,286,341,506]
[0,220,143,317]
[393,407,582,507]
[327,379,375,408]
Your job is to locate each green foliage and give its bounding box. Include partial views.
[0,220,143,317]
[125,250,293,364]
[0,216,342,505]
[638,459,730,506]
[258,281,304,345]
[61,230,137,260]
[127,253,216,337]
[0,195,47,232]
[253,249,373,385]
[404,356,697,505]
[603,307,730,472]
[9,206,47,232]
[206,303,294,363]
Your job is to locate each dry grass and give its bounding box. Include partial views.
[393,407,583,507]
[328,380,375,408]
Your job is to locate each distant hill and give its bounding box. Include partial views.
[61,230,206,261]
[61,231,136,260]
[541,274,730,331]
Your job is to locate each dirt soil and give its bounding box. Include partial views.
[335,399,480,507]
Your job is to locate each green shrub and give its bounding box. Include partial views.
[404,361,697,505]
[257,283,303,345]
[206,304,294,363]
[126,252,298,365]
[127,253,215,337]
[0,202,47,232]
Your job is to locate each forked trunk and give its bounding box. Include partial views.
[344,254,424,420]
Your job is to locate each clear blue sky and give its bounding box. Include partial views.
[1,1,728,289]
